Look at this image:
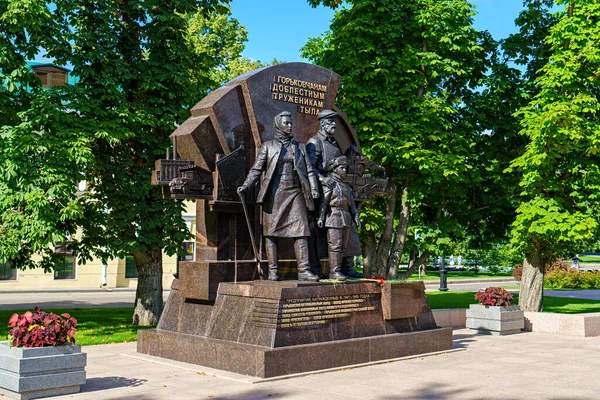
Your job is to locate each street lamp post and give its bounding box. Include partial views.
[439,255,448,292]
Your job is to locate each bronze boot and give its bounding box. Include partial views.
[295,238,319,282]
[328,252,347,281]
[342,256,364,278]
[265,237,279,281]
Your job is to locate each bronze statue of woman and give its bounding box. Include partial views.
[238,111,320,281]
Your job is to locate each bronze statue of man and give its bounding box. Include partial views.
[307,110,364,278]
[317,156,360,281]
[238,111,320,282]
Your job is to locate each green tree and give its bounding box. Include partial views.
[303,0,489,278]
[451,0,562,270]
[0,0,91,272]
[508,1,600,311]
[0,0,241,325]
[186,5,249,93]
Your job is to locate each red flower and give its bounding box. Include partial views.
[474,287,514,307]
[6,306,77,348]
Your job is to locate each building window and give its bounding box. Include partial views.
[179,218,196,263]
[54,243,76,280]
[35,71,67,88]
[175,241,195,278]
[125,255,138,279]
[0,262,17,281]
[179,242,195,262]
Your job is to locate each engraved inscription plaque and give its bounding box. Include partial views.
[250,294,377,329]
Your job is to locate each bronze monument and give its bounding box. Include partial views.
[139,62,452,378]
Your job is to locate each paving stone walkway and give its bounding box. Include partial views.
[47,328,599,400]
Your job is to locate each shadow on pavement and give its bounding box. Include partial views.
[82,376,148,392]
[452,333,477,349]
[207,384,473,400]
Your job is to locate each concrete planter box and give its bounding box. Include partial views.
[466,304,524,335]
[0,342,86,400]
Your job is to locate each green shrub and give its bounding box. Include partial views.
[513,259,574,282]
[545,270,600,289]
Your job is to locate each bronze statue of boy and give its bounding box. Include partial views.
[317,156,360,281]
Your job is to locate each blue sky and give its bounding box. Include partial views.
[35,1,527,64]
[230,0,525,63]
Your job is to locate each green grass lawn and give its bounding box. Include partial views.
[0,308,154,346]
[404,271,513,281]
[426,291,600,314]
[577,255,600,263]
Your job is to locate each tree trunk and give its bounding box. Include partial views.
[132,248,164,325]
[362,229,377,277]
[518,247,544,312]
[386,187,410,278]
[397,246,429,279]
[375,177,398,277]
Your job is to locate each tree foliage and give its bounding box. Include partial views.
[509,0,600,311]
[303,0,491,277]
[0,0,246,325]
[454,0,562,260]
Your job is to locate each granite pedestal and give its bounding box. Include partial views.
[0,343,86,400]
[138,280,452,378]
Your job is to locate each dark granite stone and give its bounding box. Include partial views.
[179,302,214,336]
[157,289,182,331]
[384,317,419,334]
[179,261,255,301]
[203,281,388,348]
[262,337,370,377]
[138,330,261,377]
[379,281,438,333]
[416,303,438,330]
[381,281,428,320]
[369,328,453,361]
[205,295,263,344]
[156,285,215,335]
[171,116,219,171]
[154,280,440,351]
[138,327,452,378]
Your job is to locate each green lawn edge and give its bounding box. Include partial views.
[0,308,153,346]
[426,291,600,314]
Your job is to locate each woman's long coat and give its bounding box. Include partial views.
[242,139,319,211]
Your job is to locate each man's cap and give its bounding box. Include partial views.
[317,109,338,120]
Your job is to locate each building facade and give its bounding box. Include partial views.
[0,201,196,290]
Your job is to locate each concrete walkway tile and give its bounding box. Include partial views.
[501,381,597,400]
[40,329,600,400]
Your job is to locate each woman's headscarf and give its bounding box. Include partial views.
[273,111,293,146]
